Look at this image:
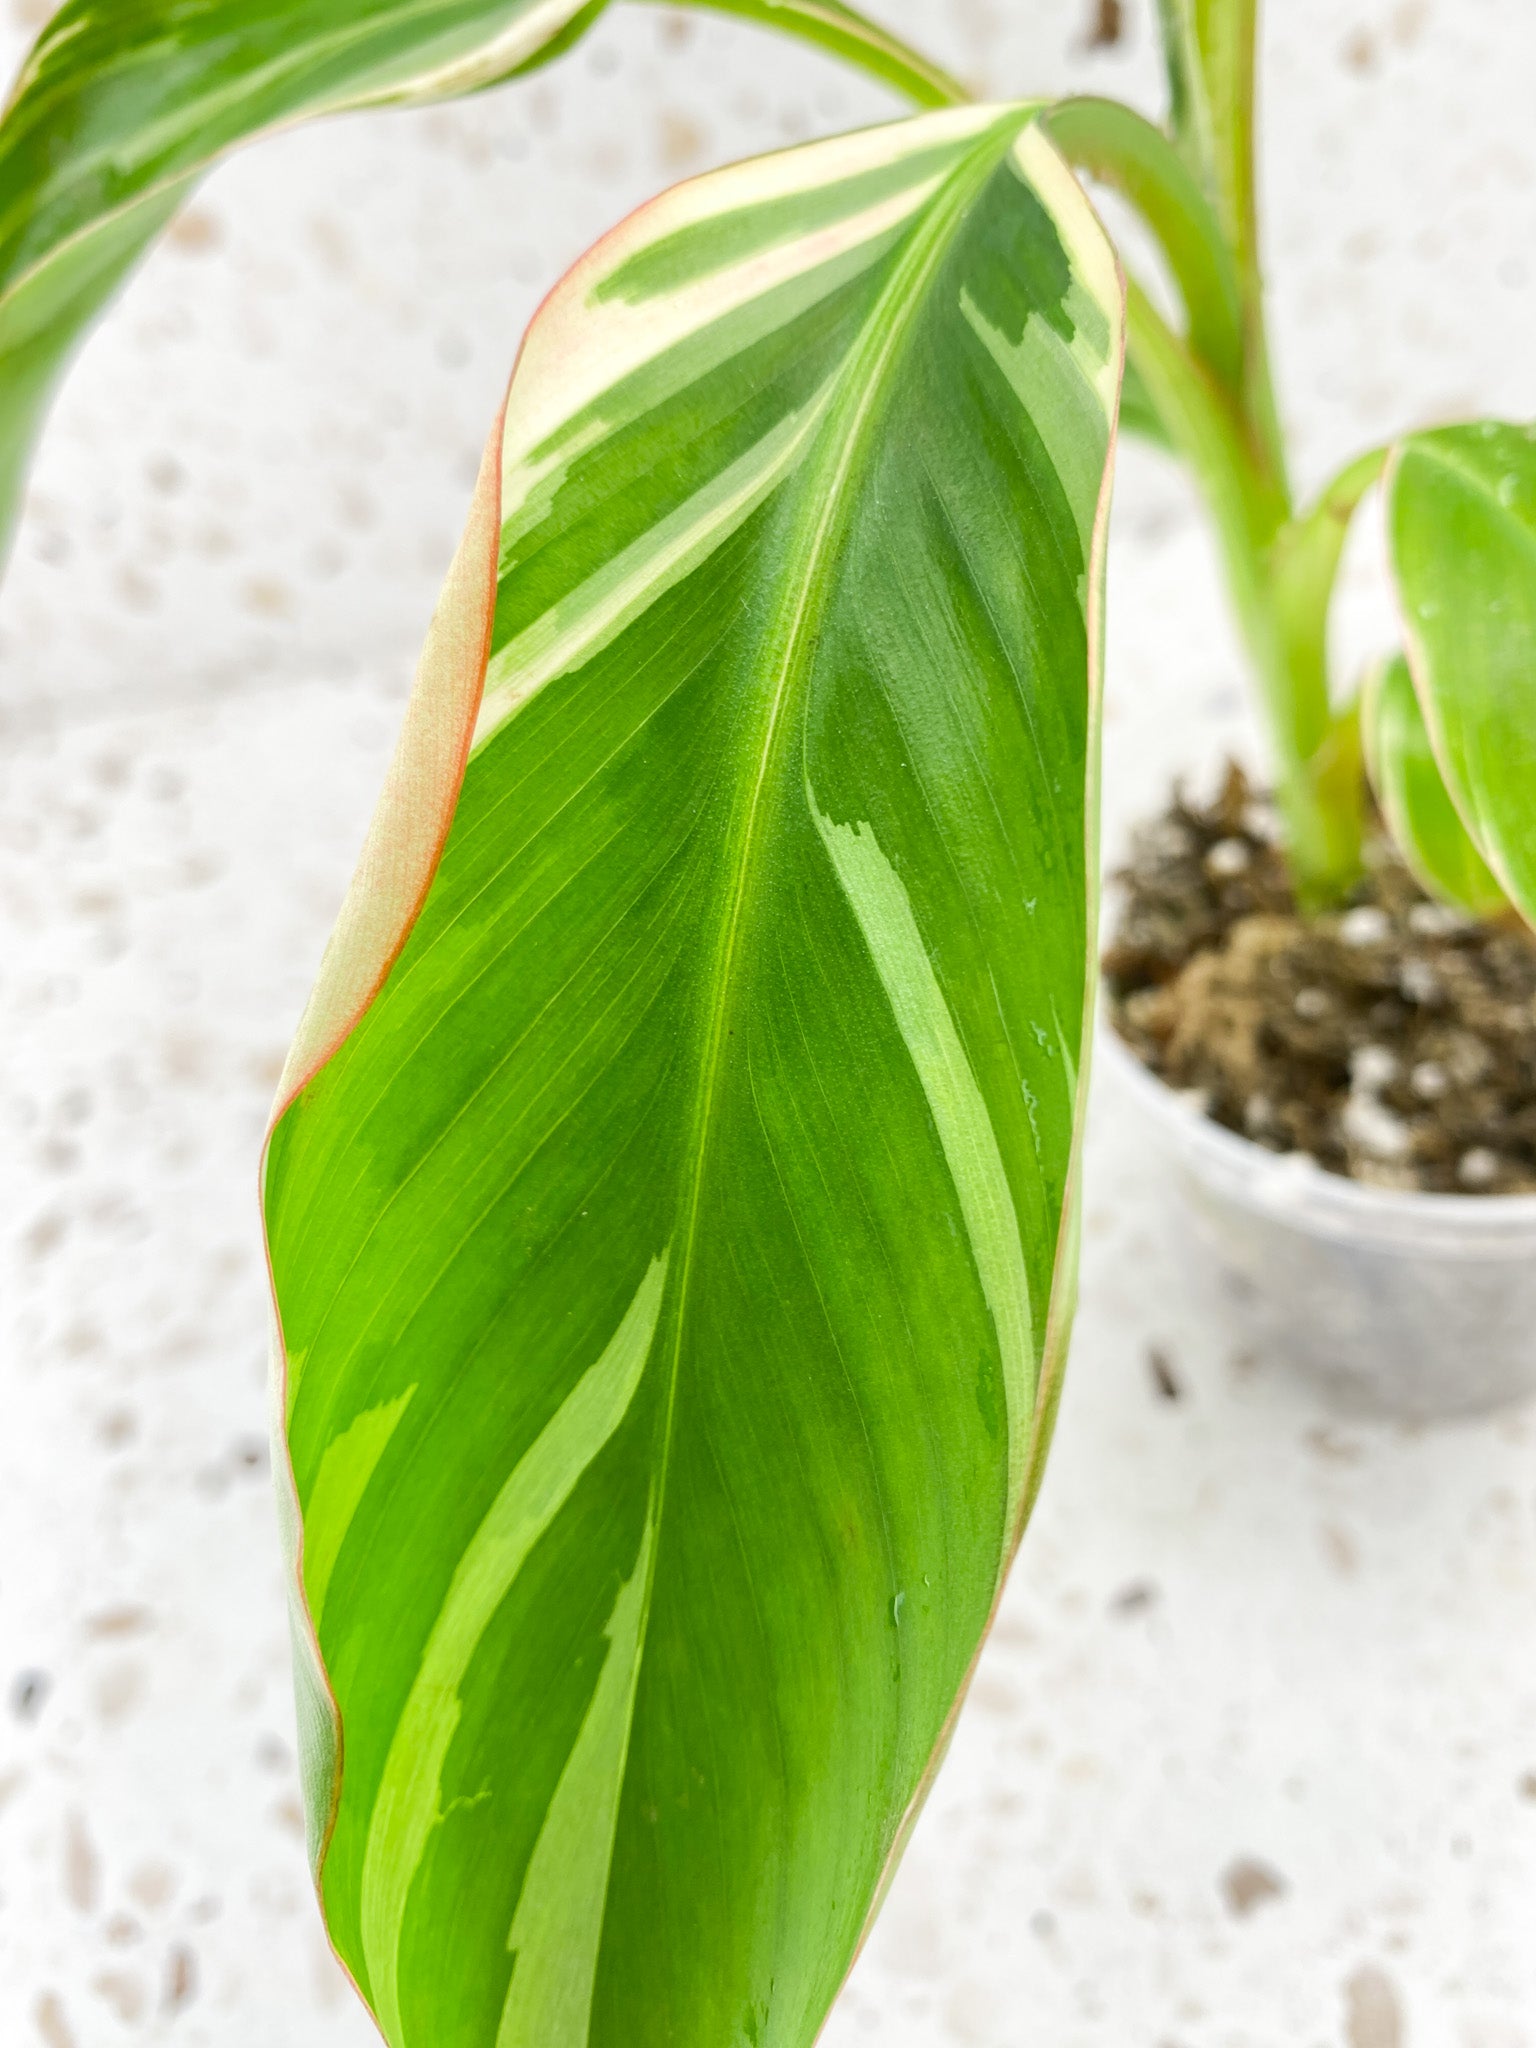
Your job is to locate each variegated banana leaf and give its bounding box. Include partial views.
[264,105,1122,2048]
[1387,422,1536,929]
[0,0,610,559]
[1360,653,1507,921]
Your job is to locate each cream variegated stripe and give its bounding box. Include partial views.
[478,392,834,745]
[811,802,1035,1520]
[957,138,1117,567]
[302,1386,417,1628]
[496,105,1005,489]
[479,118,1118,756]
[495,203,917,544]
[494,1514,657,2048]
[359,1254,669,2044]
[486,141,990,735]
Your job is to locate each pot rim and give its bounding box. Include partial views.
[1096,1017,1536,1250]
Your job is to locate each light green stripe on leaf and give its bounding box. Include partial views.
[303,1387,417,1628]
[359,1253,668,2044]
[495,1513,657,2048]
[811,801,1035,1505]
[961,290,1108,557]
[479,393,832,743]
[1013,124,1122,414]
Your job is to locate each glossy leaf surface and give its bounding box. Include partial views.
[1388,422,1536,928]
[265,105,1121,2048]
[1360,654,1507,920]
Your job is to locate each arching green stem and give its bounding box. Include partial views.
[683,0,969,109]
[1044,96,1242,395]
[1153,0,1287,499]
[1122,280,1359,900]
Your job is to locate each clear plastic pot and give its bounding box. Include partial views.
[1097,1026,1536,1418]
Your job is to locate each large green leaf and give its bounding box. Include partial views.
[1360,653,1507,920]
[1388,422,1536,927]
[263,105,1121,2048]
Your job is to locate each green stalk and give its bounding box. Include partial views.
[1044,97,1243,394]
[1269,446,1388,746]
[1123,281,1361,900]
[1153,0,1287,499]
[684,0,969,108]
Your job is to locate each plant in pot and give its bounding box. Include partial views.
[0,0,1531,2042]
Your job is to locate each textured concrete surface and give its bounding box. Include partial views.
[2,2,1535,2043]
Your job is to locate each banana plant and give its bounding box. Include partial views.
[3,4,1534,2046]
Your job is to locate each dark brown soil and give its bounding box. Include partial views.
[1104,765,1536,1193]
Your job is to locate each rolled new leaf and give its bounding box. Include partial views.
[0,0,609,561]
[264,105,1122,2048]
[1360,653,1507,920]
[1388,421,1536,928]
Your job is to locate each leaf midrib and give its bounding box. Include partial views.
[625,102,1028,1930]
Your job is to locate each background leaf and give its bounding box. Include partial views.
[0,0,609,561]
[684,0,964,106]
[265,104,1122,2048]
[0,0,964,567]
[1360,653,1507,920]
[1388,421,1536,928]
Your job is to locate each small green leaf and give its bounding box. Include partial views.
[1387,421,1536,928]
[264,106,1122,2048]
[1360,653,1508,920]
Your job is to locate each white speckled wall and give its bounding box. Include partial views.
[1,4,1534,2045]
